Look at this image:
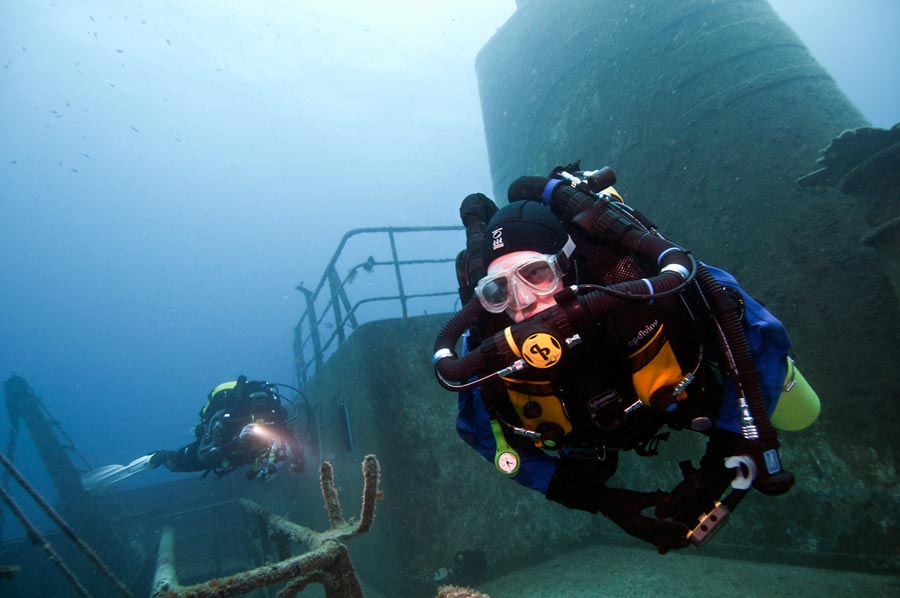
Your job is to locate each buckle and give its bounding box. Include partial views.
[561,445,607,461]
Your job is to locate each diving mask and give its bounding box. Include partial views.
[475,253,566,313]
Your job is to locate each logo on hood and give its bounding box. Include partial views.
[491,227,504,252]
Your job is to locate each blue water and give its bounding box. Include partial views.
[0,0,510,540]
[1,1,898,597]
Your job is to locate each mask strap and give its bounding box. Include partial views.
[555,236,577,273]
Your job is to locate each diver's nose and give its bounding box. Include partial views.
[509,278,536,309]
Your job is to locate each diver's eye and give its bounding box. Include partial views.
[518,261,555,289]
[480,277,509,306]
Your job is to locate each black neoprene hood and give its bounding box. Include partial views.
[482,201,568,266]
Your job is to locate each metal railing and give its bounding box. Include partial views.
[292,226,464,385]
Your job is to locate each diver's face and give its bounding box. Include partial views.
[485,251,563,322]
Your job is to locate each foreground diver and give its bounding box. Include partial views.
[433,165,820,553]
[82,376,304,492]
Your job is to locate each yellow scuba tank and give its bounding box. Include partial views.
[771,357,821,431]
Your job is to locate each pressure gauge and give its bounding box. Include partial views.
[495,450,520,476]
[490,418,520,477]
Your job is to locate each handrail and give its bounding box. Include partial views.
[293,226,464,385]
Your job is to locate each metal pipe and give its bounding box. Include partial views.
[0,484,93,598]
[0,450,133,598]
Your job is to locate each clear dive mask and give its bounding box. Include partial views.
[475,251,568,314]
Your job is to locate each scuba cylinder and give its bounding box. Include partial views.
[433,166,794,497]
[771,356,820,431]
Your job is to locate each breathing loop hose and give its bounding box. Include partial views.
[432,296,507,389]
[436,172,793,497]
[432,266,692,390]
[434,180,699,391]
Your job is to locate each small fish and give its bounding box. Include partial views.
[130,126,139,132]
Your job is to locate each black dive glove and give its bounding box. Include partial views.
[654,461,735,527]
[655,429,741,526]
[597,487,691,554]
[149,450,175,469]
[545,458,689,554]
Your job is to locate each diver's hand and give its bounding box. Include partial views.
[597,488,691,554]
[148,450,173,469]
[655,461,735,526]
[238,424,256,441]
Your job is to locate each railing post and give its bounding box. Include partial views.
[296,285,323,376]
[387,229,408,319]
[339,263,361,332]
[292,225,464,383]
[326,266,347,345]
[292,323,309,386]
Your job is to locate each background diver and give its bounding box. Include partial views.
[433,164,821,553]
[82,375,306,492]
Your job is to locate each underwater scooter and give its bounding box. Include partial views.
[432,166,795,544]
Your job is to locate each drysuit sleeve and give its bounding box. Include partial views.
[456,385,559,494]
[153,442,206,473]
[704,265,792,434]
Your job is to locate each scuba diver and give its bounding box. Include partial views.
[82,376,306,493]
[432,164,820,553]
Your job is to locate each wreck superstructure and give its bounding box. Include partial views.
[2,2,899,596]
